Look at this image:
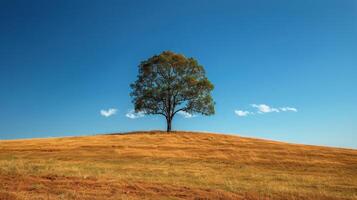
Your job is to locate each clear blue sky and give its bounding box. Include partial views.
[1,0,356,148]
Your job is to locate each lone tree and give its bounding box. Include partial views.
[130,51,215,132]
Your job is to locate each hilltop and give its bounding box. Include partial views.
[0,131,356,199]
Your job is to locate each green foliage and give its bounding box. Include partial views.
[130,51,215,131]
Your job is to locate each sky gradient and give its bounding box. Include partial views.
[1,0,356,148]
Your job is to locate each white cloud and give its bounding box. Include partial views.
[250,104,298,114]
[178,111,196,118]
[251,104,280,113]
[280,107,298,112]
[126,110,145,119]
[100,108,117,117]
[234,110,251,117]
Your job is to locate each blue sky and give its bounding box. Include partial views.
[0,0,356,148]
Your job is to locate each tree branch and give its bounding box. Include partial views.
[171,107,186,118]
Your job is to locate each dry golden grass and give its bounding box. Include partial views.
[0,131,356,199]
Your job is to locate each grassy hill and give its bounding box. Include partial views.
[0,131,356,200]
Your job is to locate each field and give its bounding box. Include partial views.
[0,131,356,200]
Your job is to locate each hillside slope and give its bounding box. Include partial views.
[0,131,356,200]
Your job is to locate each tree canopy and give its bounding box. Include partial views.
[130,51,214,132]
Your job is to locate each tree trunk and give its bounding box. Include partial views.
[166,117,172,132]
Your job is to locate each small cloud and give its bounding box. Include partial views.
[178,111,196,118]
[280,107,298,112]
[235,104,298,117]
[100,108,117,117]
[126,110,145,119]
[234,110,251,117]
[251,104,280,113]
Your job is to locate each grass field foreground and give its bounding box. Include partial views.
[0,131,356,199]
